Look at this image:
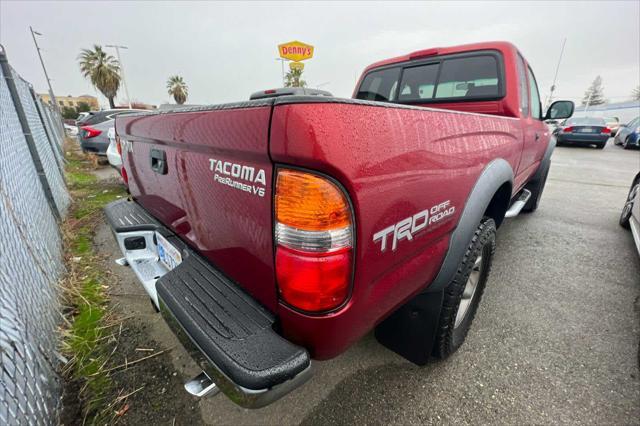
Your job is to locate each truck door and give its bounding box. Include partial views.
[517,55,547,187]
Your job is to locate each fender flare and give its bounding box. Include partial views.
[428,158,514,293]
[529,137,556,184]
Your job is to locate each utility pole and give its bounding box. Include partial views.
[275,58,288,86]
[30,26,62,120]
[106,44,132,108]
[546,37,567,110]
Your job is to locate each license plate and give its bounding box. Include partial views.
[579,127,594,133]
[156,232,182,271]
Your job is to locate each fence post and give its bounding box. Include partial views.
[0,45,61,221]
[30,86,66,179]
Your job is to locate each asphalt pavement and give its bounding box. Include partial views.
[98,140,640,425]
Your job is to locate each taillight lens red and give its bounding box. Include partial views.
[274,169,353,312]
[81,126,102,138]
[116,135,123,156]
[562,126,574,133]
[276,246,352,312]
[602,127,611,134]
[121,166,128,185]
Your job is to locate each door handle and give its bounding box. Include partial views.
[534,132,540,142]
[150,148,168,175]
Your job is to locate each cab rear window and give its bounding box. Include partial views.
[355,67,401,102]
[356,52,503,104]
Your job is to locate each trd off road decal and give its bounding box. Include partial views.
[373,200,456,252]
[209,158,266,197]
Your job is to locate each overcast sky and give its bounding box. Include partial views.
[1,1,639,108]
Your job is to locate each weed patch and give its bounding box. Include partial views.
[59,142,127,423]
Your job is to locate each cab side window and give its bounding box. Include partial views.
[527,66,541,119]
[516,54,529,117]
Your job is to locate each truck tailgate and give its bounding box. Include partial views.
[115,101,278,311]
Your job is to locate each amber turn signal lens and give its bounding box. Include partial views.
[276,170,351,231]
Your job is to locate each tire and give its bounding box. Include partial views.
[620,201,633,229]
[620,183,640,229]
[623,137,631,150]
[432,217,496,359]
[596,142,606,149]
[522,161,550,213]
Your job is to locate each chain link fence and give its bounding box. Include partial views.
[1,45,70,425]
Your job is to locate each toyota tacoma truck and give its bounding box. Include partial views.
[105,41,574,408]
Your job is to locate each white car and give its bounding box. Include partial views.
[64,123,78,136]
[106,127,122,171]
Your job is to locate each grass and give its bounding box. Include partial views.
[59,141,128,424]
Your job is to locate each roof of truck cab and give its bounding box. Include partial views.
[362,41,519,74]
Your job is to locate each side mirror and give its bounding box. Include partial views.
[544,100,574,120]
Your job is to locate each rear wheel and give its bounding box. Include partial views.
[623,137,632,150]
[596,142,606,149]
[432,217,495,359]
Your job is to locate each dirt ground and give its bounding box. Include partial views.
[90,221,204,425]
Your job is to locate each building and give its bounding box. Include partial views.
[39,93,99,111]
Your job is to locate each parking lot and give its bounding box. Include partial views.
[97,141,639,425]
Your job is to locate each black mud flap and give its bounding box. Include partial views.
[374,290,443,366]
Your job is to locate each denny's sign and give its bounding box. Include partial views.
[278,41,314,62]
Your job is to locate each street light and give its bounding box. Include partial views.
[275,58,289,86]
[106,44,132,108]
[29,26,63,123]
[545,38,567,110]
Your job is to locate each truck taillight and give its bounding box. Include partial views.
[274,169,353,312]
[116,135,123,156]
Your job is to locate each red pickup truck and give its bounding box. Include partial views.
[106,41,574,408]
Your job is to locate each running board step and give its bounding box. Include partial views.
[184,371,220,398]
[505,189,532,218]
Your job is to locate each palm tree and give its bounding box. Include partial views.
[78,45,121,108]
[284,68,307,88]
[167,75,188,104]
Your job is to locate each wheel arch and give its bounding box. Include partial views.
[428,158,514,293]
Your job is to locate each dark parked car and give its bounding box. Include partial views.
[554,116,611,149]
[78,109,146,155]
[613,116,640,149]
[620,172,640,256]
